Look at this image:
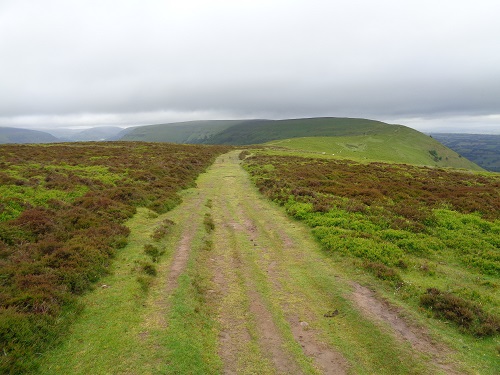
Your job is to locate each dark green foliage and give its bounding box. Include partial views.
[420,288,500,337]
[151,219,175,241]
[143,244,164,263]
[140,261,157,276]
[203,213,215,233]
[364,262,403,284]
[136,275,154,293]
[0,142,229,373]
[428,150,442,162]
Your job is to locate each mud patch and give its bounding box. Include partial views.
[351,282,461,374]
[290,316,348,375]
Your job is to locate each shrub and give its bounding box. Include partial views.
[364,262,403,284]
[203,213,215,232]
[136,275,154,293]
[151,219,175,241]
[420,288,500,337]
[140,261,157,276]
[143,244,163,263]
[239,150,251,160]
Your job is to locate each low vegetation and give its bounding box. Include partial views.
[0,142,229,373]
[243,154,500,345]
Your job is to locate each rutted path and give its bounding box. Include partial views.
[38,150,462,375]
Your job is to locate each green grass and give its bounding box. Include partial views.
[36,208,172,374]
[37,163,224,374]
[119,117,483,170]
[265,133,482,170]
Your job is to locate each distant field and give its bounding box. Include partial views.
[430,133,500,172]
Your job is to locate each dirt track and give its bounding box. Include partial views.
[39,150,462,374]
[158,150,459,374]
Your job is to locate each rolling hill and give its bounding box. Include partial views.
[0,127,59,144]
[265,131,483,170]
[118,117,483,170]
[119,117,393,145]
[119,120,250,143]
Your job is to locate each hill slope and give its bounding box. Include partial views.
[120,120,250,143]
[119,117,393,145]
[0,127,59,144]
[265,128,483,170]
[429,133,500,172]
[119,117,483,169]
[208,117,391,145]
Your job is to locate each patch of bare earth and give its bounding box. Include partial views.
[247,284,304,374]
[212,219,252,374]
[289,315,348,375]
[144,194,205,331]
[213,190,303,374]
[351,282,461,375]
[237,204,348,374]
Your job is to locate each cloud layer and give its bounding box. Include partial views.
[1,0,499,132]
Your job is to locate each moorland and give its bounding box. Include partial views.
[0,118,498,374]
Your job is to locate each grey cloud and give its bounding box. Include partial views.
[1,0,499,132]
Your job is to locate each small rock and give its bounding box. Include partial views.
[300,321,309,330]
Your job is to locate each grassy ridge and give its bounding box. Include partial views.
[119,117,392,145]
[119,117,482,169]
[265,132,482,170]
[206,117,390,145]
[0,142,229,374]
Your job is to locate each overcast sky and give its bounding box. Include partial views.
[1,0,499,133]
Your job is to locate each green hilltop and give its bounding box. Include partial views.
[119,117,484,170]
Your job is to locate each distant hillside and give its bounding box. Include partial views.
[45,126,125,141]
[265,131,483,171]
[0,127,59,144]
[118,117,484,169]
[430,133,500,172]
[120,120,250,143]
[119,118,407,144]
[208,117,391,145]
